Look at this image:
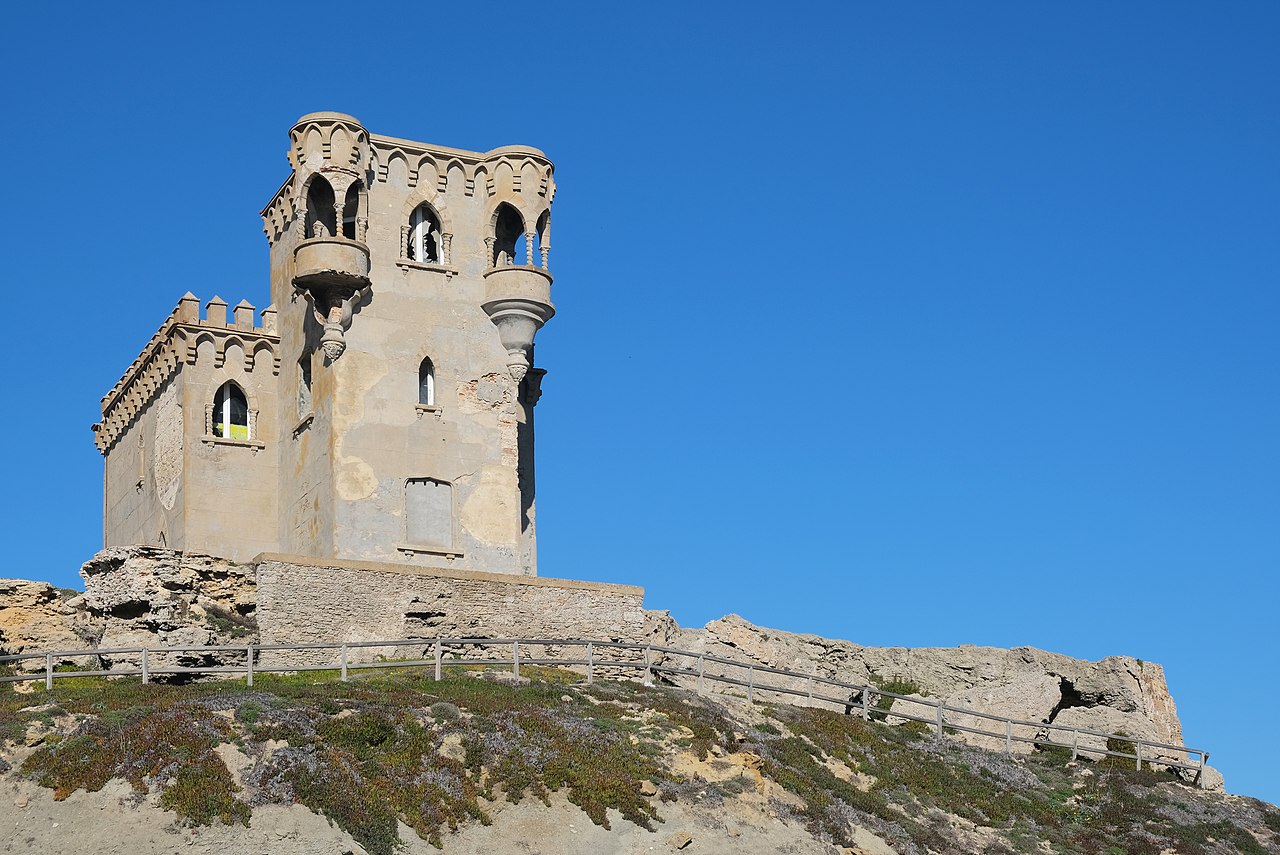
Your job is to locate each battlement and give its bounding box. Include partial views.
[260,112,555,249]
[92,294,279,454]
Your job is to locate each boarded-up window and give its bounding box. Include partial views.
[406,478,452,547]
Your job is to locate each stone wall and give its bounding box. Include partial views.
[254,554,648,666]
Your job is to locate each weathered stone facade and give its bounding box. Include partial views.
[95,113,556,575]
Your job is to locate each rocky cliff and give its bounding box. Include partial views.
[648,614,1186,767]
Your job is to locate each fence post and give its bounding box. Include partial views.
[806,674,813,701]
[513,641,520,679]
[644,645,652,684]
[434,638,442,681]
[861,686,870,721]
[696,655,704,695]
[1197,752,1209,788]
[246,645,254,687]
[141,648,149,685]
[45,653,52,691]
[1005,719,1012,756]
[587,642,594,685]
[747,667,755,703]
[936,702,944,738]
[340,644,348,682]
[1135,741,1142,770]
[1071,729,1079,761]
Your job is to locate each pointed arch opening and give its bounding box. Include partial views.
[418,356,435,406]
[492,203,525,266]
[342,182,362,240]
[408,204,442,263]
[212,381,250,440]
[305,175,336,238]
[536,209,550,270]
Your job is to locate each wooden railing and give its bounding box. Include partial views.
[0,637,1209,784]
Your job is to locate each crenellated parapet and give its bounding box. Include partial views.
[92,293,279,454]
[259,116,556,251]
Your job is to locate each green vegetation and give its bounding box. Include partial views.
[867,675,922,722]
[202,603,256,639]
[0,667,1272,855]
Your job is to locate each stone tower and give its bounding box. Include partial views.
[96,113,556,575]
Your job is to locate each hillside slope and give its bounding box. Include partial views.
[1,668,1276,855]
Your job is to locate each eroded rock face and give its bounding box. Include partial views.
[0,580,100,670]
[654,613,1185,761]
[78,546,258,669]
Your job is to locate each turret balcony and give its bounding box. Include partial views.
[293,236,371,362]
[482,266,555,383]
[482,264,553,306]
[293,236,371,291]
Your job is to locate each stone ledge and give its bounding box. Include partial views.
[251,552,644,597]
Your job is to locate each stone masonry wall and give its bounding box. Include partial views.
[255,554,648,666]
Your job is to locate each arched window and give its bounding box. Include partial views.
[342,182,361,240]
[305,176,336,238]
[536,209,550,269]
[408,205,441,263]
[212,382,250,440]
[492,203,525,266]
[418,357,435,406]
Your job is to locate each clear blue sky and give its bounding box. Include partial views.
[2,1,1276,804]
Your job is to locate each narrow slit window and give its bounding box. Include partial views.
[419,357,435,406]
[298,356,313,418]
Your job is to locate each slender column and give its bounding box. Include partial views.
[356,217,368,242]
[333,199,345,238]
[484,236,495,267]
[540,243,550,270]
[441,232,452,265]
[401,224,411,259]
[525,232,537,266]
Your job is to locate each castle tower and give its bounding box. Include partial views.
[262,112,555,574]
[96,114,556,575]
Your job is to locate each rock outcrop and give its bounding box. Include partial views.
[649,613,1187,765]
[78,546,257,670]
[0,548,257,674]
[0,580,100,670]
